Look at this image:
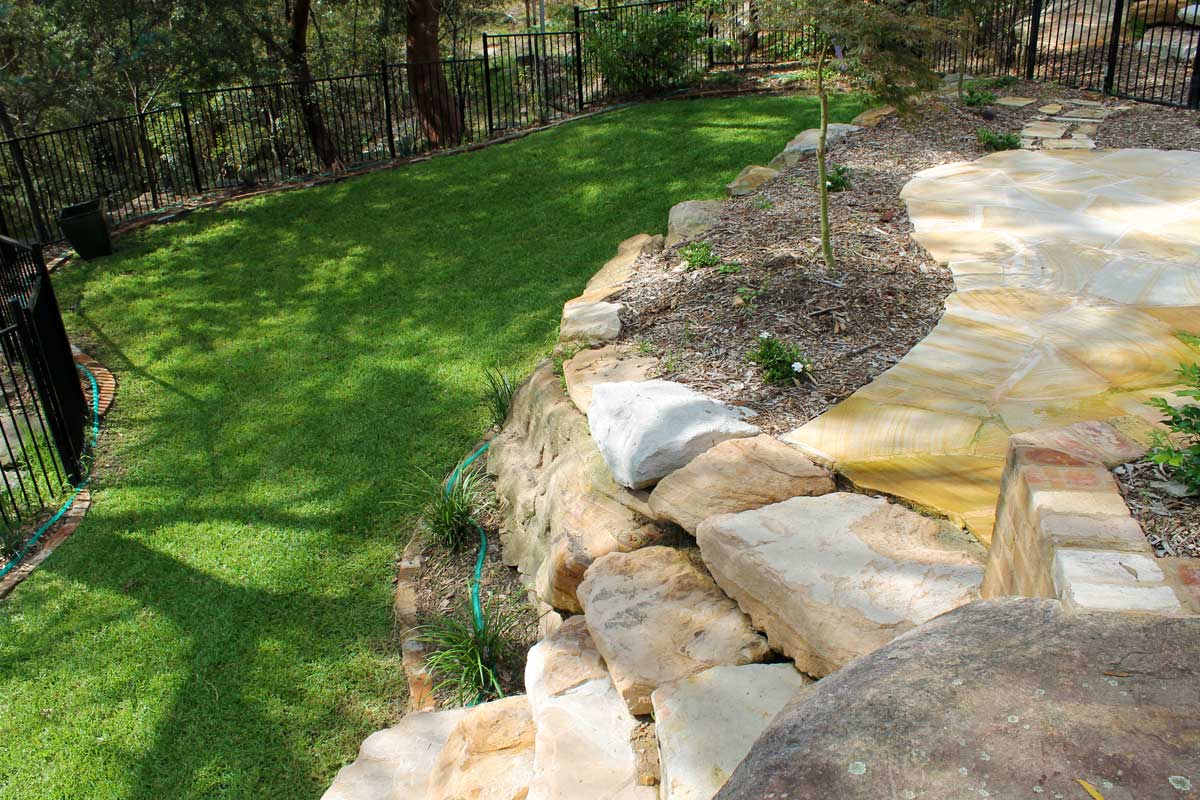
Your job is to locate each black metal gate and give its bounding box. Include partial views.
[0,236,86,539]
[940,0,1200,108]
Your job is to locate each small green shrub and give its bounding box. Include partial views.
[749,331,811,385]
[400,461,486,549]
[825,163,852,192]
[1147,362,1200,494]
[977,129,1022,151]
[583,9,706,97]
[963,88,998,107]
[482,367,518,429]
[416,600,519,706]
[752,198,774,211]
[679,241,721,271]
[736,280,769,310]
[716,263,742,274]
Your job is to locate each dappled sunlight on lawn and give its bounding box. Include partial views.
[0,92,867,800]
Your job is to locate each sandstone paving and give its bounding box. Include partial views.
[786,148,1200,545]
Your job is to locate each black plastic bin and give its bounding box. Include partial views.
[58,199,113,260]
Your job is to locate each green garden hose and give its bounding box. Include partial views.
[0,363,101,580]
[445,440,491,639]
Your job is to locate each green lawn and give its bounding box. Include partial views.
[0,92,865,800]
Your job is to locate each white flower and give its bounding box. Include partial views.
[758,331,770,340]
[792,361,806,373]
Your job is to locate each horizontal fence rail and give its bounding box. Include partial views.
[3,0,1198,245]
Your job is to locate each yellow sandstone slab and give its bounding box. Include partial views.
[788,149,1200,547]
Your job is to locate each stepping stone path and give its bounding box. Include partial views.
[577,546,770,715]
[786,147,1200,544]
[1008,97,1122,150]
[697,493,985,676]
[652,664,812,800]
[718,598,1200,800]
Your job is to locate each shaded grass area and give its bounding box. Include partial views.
[0,92,865,800]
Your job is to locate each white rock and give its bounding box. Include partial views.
[578,546,770,715]
[1182,3,1200,24]
[321,709,468,800]
[588,380,759,490]
[697,493,985,676]
[525,617,656,800]
[652,664,813,800]
[783,124,861,155]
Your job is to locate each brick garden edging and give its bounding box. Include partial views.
[0,348,116,598]
[982,419,1200,615]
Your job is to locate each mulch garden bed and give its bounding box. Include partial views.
[1116,460,1200,559]
[615,81,1200,435]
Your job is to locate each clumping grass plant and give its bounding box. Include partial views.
[416,600,520,707]
[749,331,812,385]
[963,88,997,107]
[977,129,1022,151]
[1148,362,1200,494]
[482,367,518,429]
[401,461,487,550]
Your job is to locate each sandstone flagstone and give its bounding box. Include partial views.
[787,149,1200,544]
[698,493,985,676]
[716,598,1200,800]
[652,664,813,800]
[648,434,834,534]
[577,546,770,714]
[562,345,658,414]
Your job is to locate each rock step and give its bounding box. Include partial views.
[697,492,985,677]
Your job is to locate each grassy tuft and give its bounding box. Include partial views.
[482,367,518,429]
[401,462,487,550]
[416,601,520,707]
[977,128,1022,151]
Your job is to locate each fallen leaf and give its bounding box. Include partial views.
[1076,778,1105,799]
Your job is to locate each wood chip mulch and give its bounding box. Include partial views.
[615,84,1200,436]
[1116,460,1200,559]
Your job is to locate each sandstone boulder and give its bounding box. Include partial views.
[321,709,467,800]
[850,106,894,128]
[588,380,759,490]
[584,234,663,299]
[697,493,985,676]
[725,165,779,198]
[1182,3,1200,24]
[652,664,813,800]
[666,200,724,248]
[717,598,1200,800]
[648,435,834,534]
[577,546,770,714]
[560,298,622,346]
[768,124,861,170]
[487,362,665,612]
[427,696,536,800]
[525,617,656,800]
[562,345,658,414]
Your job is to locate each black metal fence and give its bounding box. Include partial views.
[0,1,818,244]
[0,236,87,558]
[935,0,1200,108]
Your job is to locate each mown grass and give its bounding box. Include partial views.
[0,91,866,800]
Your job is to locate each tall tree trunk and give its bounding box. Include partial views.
[288,0,341,169]
[815,43,834,273]
[405,0,464,147]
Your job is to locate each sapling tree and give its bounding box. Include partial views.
[767,0,949,271]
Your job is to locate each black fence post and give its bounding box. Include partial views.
[482,33,496,135]
[573,25,586,112]
[1189,39,1200,109]
[1024,0,1043,81]
[380,60,398,159]
[178,94,204,193]
[1102,0,1127,96]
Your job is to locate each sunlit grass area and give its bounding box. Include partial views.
[0,92,866,800]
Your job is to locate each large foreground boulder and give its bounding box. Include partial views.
[652,664,813,800]
[487,362,665,612]
[525,617,656,800]
[588,380,759,490]
[697,493,984,676]
[648,435,834,535]
[577,546,770,715]
[717,598,1200,800]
